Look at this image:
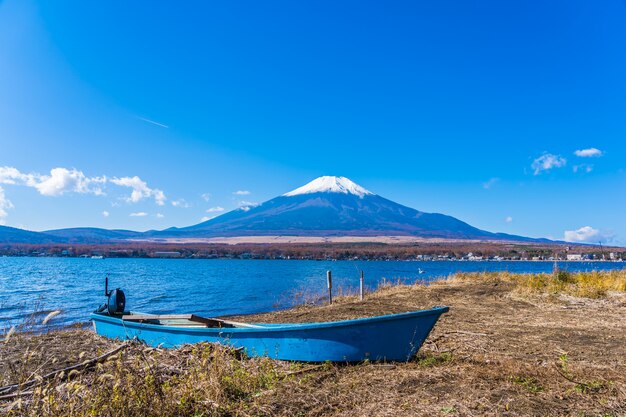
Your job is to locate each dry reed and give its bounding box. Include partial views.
[1,270,624,416]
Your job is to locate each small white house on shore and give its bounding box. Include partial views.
[566,254,583,261]
[153,251,182,258]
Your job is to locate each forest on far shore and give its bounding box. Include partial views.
[0,241,622,261]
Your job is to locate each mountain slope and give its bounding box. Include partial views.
[0,176,549,243]
[163,176,541,241]
[43,228,144,243]
[0,225,66,244]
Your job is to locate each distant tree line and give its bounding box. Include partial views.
[0,241,622,261]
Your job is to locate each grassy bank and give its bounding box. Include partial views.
[453,269,626,299]
[1,271,625,416]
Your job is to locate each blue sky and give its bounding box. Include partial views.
[1,0,625,244]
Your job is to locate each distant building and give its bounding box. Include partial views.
[153,251,181,258]
[567,254,583,261]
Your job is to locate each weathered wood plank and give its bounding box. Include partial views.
[120,314,264,329]
[122,314,193,321]
[122,314,228,327]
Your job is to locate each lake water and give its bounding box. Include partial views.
[1,257,624,329]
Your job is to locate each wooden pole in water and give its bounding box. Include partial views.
[327,270,333,305]
[359,270,364,301]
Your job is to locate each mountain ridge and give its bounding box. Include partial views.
[0,176,552,244]
[156,176,546,242]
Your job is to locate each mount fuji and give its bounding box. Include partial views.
[160,176,539,241]
[0,176,547,243]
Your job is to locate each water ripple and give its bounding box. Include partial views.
[0,257,624,328]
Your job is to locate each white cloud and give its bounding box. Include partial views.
[206,206,225,213]
[233,190,250,196]
[111,176,166,206]
[156,213,165,218]
[0,167,35,186]
[574,148,603,158]
[238,200,258,211]
[36,168,106,196]
[0,166,106,196]
[129,212,148,217]
[201,193,212,201]
[102,211,110,218]
[531,153,567,175]
[505,216,513,223]
[0,187,14,225]
[563,226,614,243]
[0,167,168,218]
[1,167,165,204]
[171,199,190,208]
[482,178,499,189]
[573,164,593,174]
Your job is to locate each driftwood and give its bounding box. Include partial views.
[0,390,34,402]
[0,342,130,398]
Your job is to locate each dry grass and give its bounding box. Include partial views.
[1,336,290,416]
[452,269,626,299]
[1,270,625,416]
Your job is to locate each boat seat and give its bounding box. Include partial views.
[121,314,264,329]
[122,314,233,328]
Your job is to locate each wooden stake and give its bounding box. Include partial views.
[327,270,333,304]
[360,270,364,301]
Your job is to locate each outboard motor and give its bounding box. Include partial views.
[97,276,126,315]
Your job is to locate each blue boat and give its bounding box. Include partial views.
[90,279,449,362]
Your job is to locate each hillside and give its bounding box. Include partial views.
[161,176,544,242]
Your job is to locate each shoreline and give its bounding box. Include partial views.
[2,254,625,262]
[2,271,624,416]
[3,262,626,331]
[1,239,623,262]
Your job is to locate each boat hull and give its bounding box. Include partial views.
[90,307,448,362]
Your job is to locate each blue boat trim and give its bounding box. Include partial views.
[91,306,449,362]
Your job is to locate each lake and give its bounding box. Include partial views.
[1,257,624,329]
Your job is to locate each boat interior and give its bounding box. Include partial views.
[119,313,264,329]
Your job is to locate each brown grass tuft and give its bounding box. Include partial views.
[2,270,625,416]
[450,269,626,299]
[2,341,287,417]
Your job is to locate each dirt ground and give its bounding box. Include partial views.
[1,277,625,416]
[231,278,626,416]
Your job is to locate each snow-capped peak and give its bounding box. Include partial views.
[284,176,374,198]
